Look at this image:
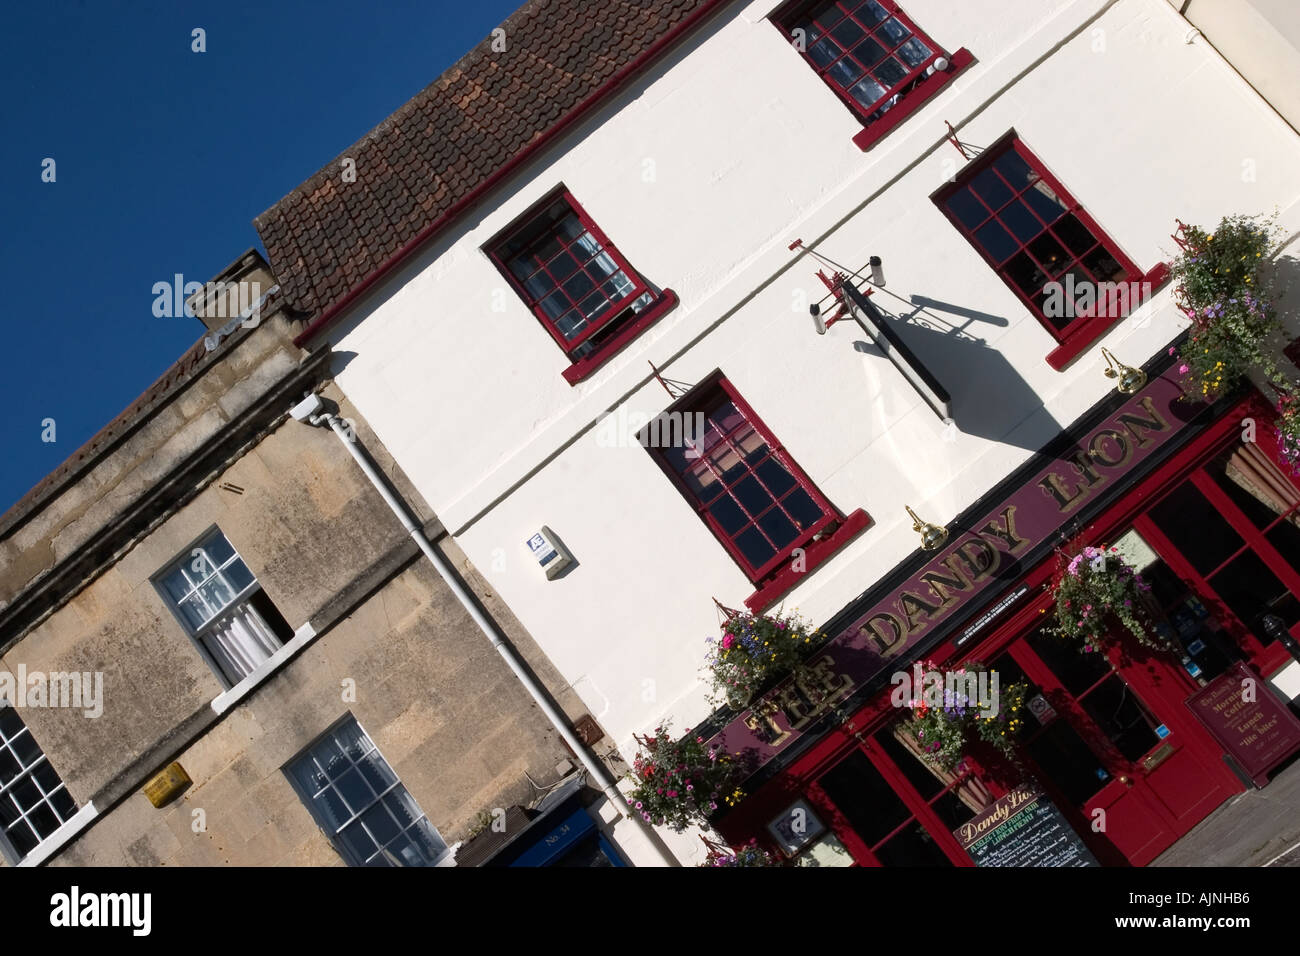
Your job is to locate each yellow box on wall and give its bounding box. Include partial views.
[143,762,191,808]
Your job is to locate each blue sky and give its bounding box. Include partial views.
[0,0,521,513]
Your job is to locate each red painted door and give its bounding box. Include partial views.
[1002,604,1242,866]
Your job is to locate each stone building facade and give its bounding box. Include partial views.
[0,251,657,867]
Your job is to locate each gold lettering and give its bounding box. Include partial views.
[899,590,944,634]
[1088,429,1132,468]
[958,537,1000,580]
[982,505,1028,551]
[919,555,974,607]
[859,613,905,655]
[1039,470,1089,512]
[1117,397,1169,447]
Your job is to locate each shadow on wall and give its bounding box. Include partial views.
[844,289,1063,452]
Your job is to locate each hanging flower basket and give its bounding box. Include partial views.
[700,838,783,867]
[904,660,1029,773]
[624,724,742,832]
[1049,546,1170,655]
[705,610,820,711]
[1168,213,1300,459]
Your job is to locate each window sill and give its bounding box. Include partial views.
[1045,262,1172,371]
[16,801,99,867]
[561,289,679,385]
[209,621,319,717]
[743,508,872,613]
[851,49,974,153]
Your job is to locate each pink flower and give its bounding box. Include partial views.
[1179,364,1189,375]
[1168,347,1176,356]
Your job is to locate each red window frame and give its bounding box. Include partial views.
[644,372,869,610]
[933,132,1168,369]
[772,0,973,151]
[486,188,677,384]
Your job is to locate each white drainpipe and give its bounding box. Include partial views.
[290,396,677,866]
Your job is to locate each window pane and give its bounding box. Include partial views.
[1081,245,1125,282]
[1028,233,1069,278]
[1023,719,1110,806]
[1208,550,1300,641]
[1001,200,1045,244]
[970,168,1013,212]
[1148,482,1243,575]
[808,37,841,68]
[160,567,193,603]
[818,750,911,846]
[1004,252,1048,299]
[973,219,1018,265]
[1079,675,1161,762]
[945,189,989,231]
[991,149,1035,191]
[873,821,953,866]
[896,36,931,68]
[205,534,235,568]
[830,17,865,48]
[548,249,579,281]
[734,526,777,569]
[873,57,909,89]
[877,17,909,45]
[335,767,375,815]
[225,560,255,595]
[756,507,799,550]
[828,56,865,88]
[10,732,40,768]
[708,496,748,535]
[338,820,378,862]
[781,487,826,529]
[1022,179,1069,224]
[849,77,887,109]
[1052,214,1099,258]
[359,803,402,847]
[178,595,210,630]
[197,577,236,616]
[755,457,798,498]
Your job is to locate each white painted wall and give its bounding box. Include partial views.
[323,0,1300,860]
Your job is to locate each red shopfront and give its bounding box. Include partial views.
[710,381,1300,868]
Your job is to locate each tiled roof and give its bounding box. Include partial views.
[253,0,726,327]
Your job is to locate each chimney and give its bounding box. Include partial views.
[185,249,276,333]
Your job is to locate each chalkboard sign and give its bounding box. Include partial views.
[954,786,1098,867]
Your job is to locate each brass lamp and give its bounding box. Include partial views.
[906,505,949,551]
[1100,347,1146,395]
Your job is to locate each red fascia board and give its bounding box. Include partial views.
[743,508,872,613]
[291,0,737,348]
[851,48,974,152]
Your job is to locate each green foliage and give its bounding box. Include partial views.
[905,660,1030,773]
[705,611,820,709]
[624,724,741,832]
[1049,547,1166,655]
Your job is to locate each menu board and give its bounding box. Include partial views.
[1185,662,1300,786]
[954,786,1098,867]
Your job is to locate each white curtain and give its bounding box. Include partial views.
[203,600,283,685]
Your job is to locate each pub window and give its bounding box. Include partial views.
[933,133,1148,368]
[644,374,841,587]
[485,188,677,384]
[773,0,969,149]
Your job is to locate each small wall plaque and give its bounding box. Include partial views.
[143,762,192,808]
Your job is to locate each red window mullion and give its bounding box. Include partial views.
[646,374,842,585]
[934,133,1152,361]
